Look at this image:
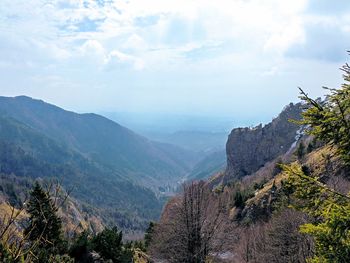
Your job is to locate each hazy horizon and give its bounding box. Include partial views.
[1,0,349,120]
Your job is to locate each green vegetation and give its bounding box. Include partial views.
[1,53,350,263]
[253,178,267,190]
[284,163,350,262]
[0,182,141,263]
[24,182,67,262]
[144,222,155,250]
[91,226,131,262]
[234,190,245,208]
[233,186,255,209]
[283,59,350,262]
[0,114,163,230]
[0,96,202,231]
[298,62,350,165]
[296,142,305,160]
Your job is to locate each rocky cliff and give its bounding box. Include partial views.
[223,103,303,183]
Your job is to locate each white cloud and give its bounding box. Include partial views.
[76,39,145,70]
[0,0,349,117]
[79,39,106,64]
[106,50,145,70]
[0,0,312,71]
[122,34,148,51]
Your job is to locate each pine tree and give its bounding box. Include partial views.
[144,222,155,250]
[69,231,91,261]
[298,60,350,165]
[234,190,245,208]
[24,182,66,261]
[92,226,131,262]
[296,142,305,160]
[284,163,350,262]
[284,55,350,262]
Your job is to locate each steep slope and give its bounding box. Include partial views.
[0,96,197,189]
[0,115,162,229]
[187,150,226,181]
[223,103,302,182]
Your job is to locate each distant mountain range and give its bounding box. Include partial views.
[0,96,202,229]
[142,131,228,154]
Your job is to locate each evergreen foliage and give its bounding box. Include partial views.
[298,61,350,165]
[24,182,67,262]
[234,190,245,208]
[253,179,267,190]
[91,226,132,263]
[233,187,254,209]
[284,163,350,262]
[144,222,155,250]
[284,57,350,262]
[307,141,315,154]
[69,231,92,262]
[0,243,14,263]
[296,142,305,160]
[48,254,74,263]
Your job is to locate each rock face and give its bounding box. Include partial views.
[223,103,302,182]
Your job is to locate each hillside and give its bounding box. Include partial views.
[149,74,350,262]
[186,150,226,181]
[0,174,105,235]
[0,114,163,230]
[148,101,314,262]
[0,96,198,190]
[0,96,201,231]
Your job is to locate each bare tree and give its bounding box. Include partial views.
[0,200,41,261]
[261,209,314,263]
[150,181,225,263]
[235,223,267,263]
[235,209,314,263]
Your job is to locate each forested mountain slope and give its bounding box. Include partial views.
[0,96,198,189]
[0,96,200,230]
[0,114,162,230]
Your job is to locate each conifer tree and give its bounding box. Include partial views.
[92,226,131,262]
[298,60,350,165]
[144,222,155,250]
[296,142,305,160]
[284,163,350,262]
[284,55,350,262]
[24,182,66,261]
[234,190,245,208]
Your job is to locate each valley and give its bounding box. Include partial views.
[1,1,349,262]
[2,78,350,262]
[0,96,228,234]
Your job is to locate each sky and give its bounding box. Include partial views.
[0,0,350,123]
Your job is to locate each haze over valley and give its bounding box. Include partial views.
[1,0,350,262]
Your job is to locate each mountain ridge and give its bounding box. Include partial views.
[0,95,198,189]
[0,96,201,230]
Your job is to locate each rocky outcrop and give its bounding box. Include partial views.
[223,103,303,183]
